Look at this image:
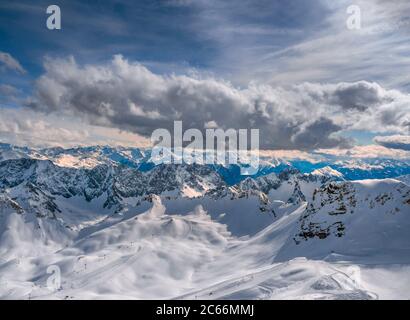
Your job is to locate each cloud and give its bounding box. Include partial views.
[316,144,410,159]
[2,0,410,91]
[291,117,352,149]
[301,82,389,111]
[0,84,18,96]
[193,0,410,90]
[294,82,410,134]
[0,108,89,147]
[0,51,26,74]
[165,0,193,6]
[26,55,410,150]
[0,84,20,105]
[0,107,149,148]
[374,135,410,151]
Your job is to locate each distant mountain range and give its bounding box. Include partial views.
[1,143,410,183]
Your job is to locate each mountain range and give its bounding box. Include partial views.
[0,143,409,299]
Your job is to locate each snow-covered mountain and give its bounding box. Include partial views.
[2,143,410,182]
[396,174,410,186]
[311,166,344,179]
[0,144,409,300]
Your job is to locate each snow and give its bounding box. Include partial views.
[275,179,410,264]
[0,147,410,300]
[396,174,410,186]
[0,178,409,300]
[311,166,344,178]
[53,154,103,169]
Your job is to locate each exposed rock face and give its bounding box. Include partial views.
[293,180,410,245]
[0,194,24,215]
[287,181,306,205]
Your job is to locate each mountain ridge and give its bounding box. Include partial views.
[0,144,410,299]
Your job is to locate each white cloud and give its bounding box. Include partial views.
[0,84,18,96]
[0,108,149,148]
[316,144,410,159]
[26,55,410,150]
[374,135,410,151]
[188,0,410,90]
[0,51,26,74]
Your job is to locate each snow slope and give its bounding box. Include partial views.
[396,174,410,186]
[0,145,409,300]
[0,177,409,300]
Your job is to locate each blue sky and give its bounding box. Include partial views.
[0,0,330,82]
[0,0,409,156]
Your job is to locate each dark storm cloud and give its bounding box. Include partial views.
[291,117,352,149]
[330,82,388,111]
[298,82,388,111]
